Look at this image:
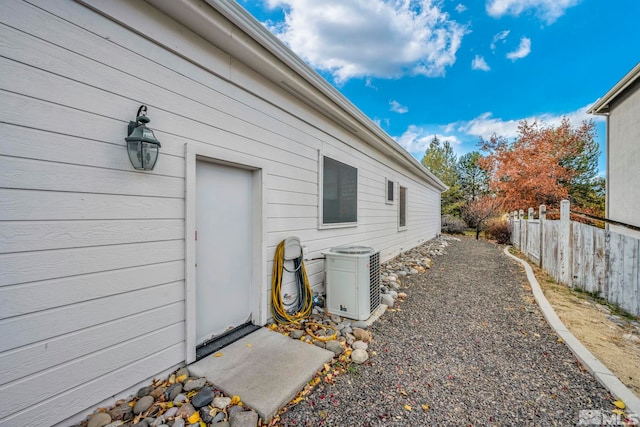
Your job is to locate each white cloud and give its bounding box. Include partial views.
[506,37,531,60]
[389,100,409,113]
[394,125,461,157]
[449,103,605,140]
[265,0,467,83]
[365,77,378,89]
[486,0,581,24]
[455,4,468,13]
[472,55,490,71]
[490,30,510,51]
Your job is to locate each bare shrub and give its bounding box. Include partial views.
[485,218,512,244]
[441,215,467,234]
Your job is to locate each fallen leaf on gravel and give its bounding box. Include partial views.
[557,338,564,343]
[534,333,540,338]
[404,404,412,411]
[176,374,187,382]
[188,412,201,423]
[613,400,626,409]
[421,404,429,411]
[213,352,223,357]
[399,390,408,396]
[612,409,625,416]
[230,395,241,405]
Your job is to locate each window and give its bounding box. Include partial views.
[399,185,407,229]
[322,156,357,225]
[386,179,394,204]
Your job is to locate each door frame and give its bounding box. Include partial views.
[184,143,267,363]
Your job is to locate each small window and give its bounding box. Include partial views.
[399,185,407,229]
[322,156,357,225]
[386,179,394,204]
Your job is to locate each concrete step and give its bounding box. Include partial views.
[188,327,334,421]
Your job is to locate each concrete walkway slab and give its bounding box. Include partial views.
[188,327,334,421]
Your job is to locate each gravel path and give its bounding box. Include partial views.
[278,237,612,426]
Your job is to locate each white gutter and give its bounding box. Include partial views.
[589,62,640,115]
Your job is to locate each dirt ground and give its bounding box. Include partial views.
[514,250,640,398]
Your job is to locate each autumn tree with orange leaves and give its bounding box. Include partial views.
[479,118,601,213]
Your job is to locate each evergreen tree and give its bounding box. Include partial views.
[457,151,489,202]
[421,136,462,216]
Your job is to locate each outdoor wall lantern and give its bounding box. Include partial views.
[125,105,161,170]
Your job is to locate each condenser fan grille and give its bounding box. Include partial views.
[369,252,380,312]
[331,246,374,255]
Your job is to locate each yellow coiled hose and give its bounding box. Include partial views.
[270,240,313,324]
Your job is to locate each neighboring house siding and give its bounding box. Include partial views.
[607,80,640,239]
[0,1,442,426]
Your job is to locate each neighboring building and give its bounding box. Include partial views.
[0,0,445,425]
[589,62,640,238]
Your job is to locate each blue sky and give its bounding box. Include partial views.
[239,0,640,175]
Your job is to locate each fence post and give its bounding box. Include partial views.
[513,211,518,247]
[510,211,516,247]
[559,199,572,286]
[527,208,534,258]
[539,205,546,268]
[519,209,525,251]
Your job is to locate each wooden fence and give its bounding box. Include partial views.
[510,200,640,317]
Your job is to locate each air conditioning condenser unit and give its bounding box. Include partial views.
[323,246,380,321]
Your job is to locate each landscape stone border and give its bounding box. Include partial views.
[504,246,640,415]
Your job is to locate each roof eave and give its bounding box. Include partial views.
[589,62,640,115]
[199,0,448,192]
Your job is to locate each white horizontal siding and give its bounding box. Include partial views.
[0,261,184,318]
[0,189,185,221]
[0,0,441,426]
[1,345,184,427]
[0,122,185,178]
[0,302,184,384]
[0,241,184,286]
[0,322,183,419]
[0,281,184,352]
[0,219,184,253]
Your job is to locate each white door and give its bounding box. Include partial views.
[196,161,253,345]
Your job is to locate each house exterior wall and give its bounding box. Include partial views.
[0,1,442,426]
[607,79,640,239]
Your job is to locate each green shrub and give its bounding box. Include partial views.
[441,215,467,234]
[485,218,511,244]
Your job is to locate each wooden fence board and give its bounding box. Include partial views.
[542,221,560,282]
[511,210,640,316]
[593,228,606,298]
